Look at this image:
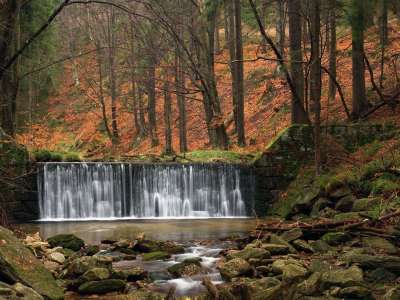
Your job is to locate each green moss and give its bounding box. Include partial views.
[32,150,82,162]
[371,178,400,194]
[142,251,171,261]
[363,140,383,157]
[184,150,254,164]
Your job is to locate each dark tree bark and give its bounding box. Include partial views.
[309,0,322,175]
[327,0,337,106]
[276,0,286,56]
[175,47,187,153]
[379,0,388,88]
[163,78,173,155]
[146,54,159,147]
[107,7,119,143]
[288,0,308,124]
[351,0,368,119]
[234,0,245,146]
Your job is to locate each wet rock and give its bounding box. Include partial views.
[269,234,297,253]
[126,289,164,299]
[0,226,64,300]
[361,236,398,254]
[297,272,321,296]
[167,261,202,277]
[271,259,308,281]
[113,266,147,281]
[309,240,330,253]
[83,245,100,256]
[133,240,184,254]
[366,267,397,283]
[78,279,126,294]
[261,243,289,255]
[227,247,270,261]
[321,232,350,246]
[338,286,372,299]
[47,252,65,264]
[114,239,131,249]
[280,228,303,242]
[65,255,112,277]
[81,267,110,281]
[47,234,84,251]
[13,283,44,300]
[343,253,400,274]
[142,251,171,261]
[218,258,252,280]
[232,277,281,297]
[320,265,363,288]
[334,195,355,212]
[292,239,314,253]
[383,287,400,300]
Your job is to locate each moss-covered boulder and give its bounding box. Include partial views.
[81,267,110,282]
[65,255,112,277]
[47,234,84,251]
[352,197,381,212]
[167,261,202,278]
[78,279,126,294]
[0,226,64,300]
[343,254,400,274]
[218,258,252,280]
[113,266,147,281]
[321,232,351,246]
[320,265,364,289]
[227,247,270,261]
[142,251,171,261]
[361,236,398,254]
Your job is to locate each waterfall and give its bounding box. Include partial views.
[38,163,255,220]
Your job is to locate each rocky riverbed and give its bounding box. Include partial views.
[0,217,400,300]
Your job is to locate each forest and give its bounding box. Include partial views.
[0,0,400,299]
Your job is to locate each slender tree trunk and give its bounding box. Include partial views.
[234,0,245,146]
[327,0,337,107]
[351,0,368,119]
[163,78,173,155]
[288,0,307,124]
[379,0,388,88]
[310,0,322,175]
[214,19,221,55]
[175,47,187,153]
[276,0,286,56]
[108,7,119,143]
[147,56,159,147]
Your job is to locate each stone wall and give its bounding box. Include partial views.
[252,123,398,216]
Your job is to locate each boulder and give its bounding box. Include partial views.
[0,226,64,300]
[271,259,308,282]
[269,234,297,253]
[167,261,202,278]
[309,240,331,253]
[261,243,289,255]
[113,266,147,281]
[47,234,84,251]
[142,251,171,261]
[366,267,397,283]
[78,279,126,294]
[310,198,332,216]
[321,232,350,246]
[113,239,131,249]
[361,236,398,254]
[133,240,184,254]
[47,252,65,264]
[65,255,112,277]
[292,239,314,253]
[81,267,110,281]
[83,245,100,256]
[343,254,400,274]
[327,184,352,199]
[338,286,371,299]
[227,247,270,261]
[297,272,321,296]
[13,282,44,300]
[218,258,252,280]
[334,195,355,212]
[320,265,363,288]
[280,228,303,242]
[126,289,164,299]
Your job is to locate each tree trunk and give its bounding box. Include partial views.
[175,47,187,153]
[379,0,388,88]
[351,0,368,119]
[108,7,119,143]
[234,0,245,146]
[327,0,337,107]
[276,0,286,56]
[163,78,173,155]
[309,0,322,175]
[146,56,159,147]
[288,0,308,124]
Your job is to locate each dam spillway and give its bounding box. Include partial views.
[37,163,255,220]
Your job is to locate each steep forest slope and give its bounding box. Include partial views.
[16,19,400,159]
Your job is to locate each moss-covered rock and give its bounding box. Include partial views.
[227,247,270,261]
[321,232,351,246]
[47,234,84,251]
[81,267,110,282]
[0,226,64,300]
[142,251,171,261]
[218,258,252,280]
[78,279,126,294]
[167,261,202,278]
[320,265,364,288]
[361,236,398,254]
[352,197,381,212]
[65,255,112,277]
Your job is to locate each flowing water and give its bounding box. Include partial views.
[37,162,255,220]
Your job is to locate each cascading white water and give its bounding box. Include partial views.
[38,163,254,220]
